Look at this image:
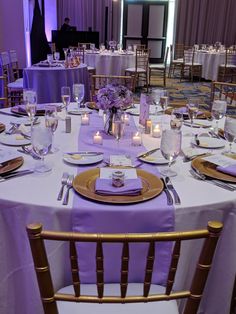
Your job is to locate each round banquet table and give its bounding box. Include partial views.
[84,50,135,75]
[23,63,90,104]
[194,50,225,81]
[0,105,235,314]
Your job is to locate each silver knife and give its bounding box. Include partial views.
[64,151,103,156]
[160,178,174,206]
[0,170,34,182]
[165,177,181,205]
[138,148,160,159]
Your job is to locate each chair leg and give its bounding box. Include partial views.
[164,70,166,87]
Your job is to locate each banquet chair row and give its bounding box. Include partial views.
[26,221,223,314]
[0,50,23,107]
[211,81,236,105]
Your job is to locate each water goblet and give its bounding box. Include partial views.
[45,106,59,153]
[31,126,52,173]
[159,90,169,113]
[112,111,125,148]
[187,98,200,136]
[73,84,85,109]
[160,129,182,177]
[170,109,183,131]
[47,54,53,66]
[61,86,71,114]
[54,52,60,61]
[223,116,236,154]
[23,89,37,129]
[211,100,227,134]
[63,48,68,60]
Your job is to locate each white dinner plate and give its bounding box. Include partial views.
[63,152,104,165]
[0,133,31,146]
[137,150,169,165]
[191,137,225,149]
[68,108,92,115]
[184,119,212,128]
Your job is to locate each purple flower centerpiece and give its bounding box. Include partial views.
[96,84,133,135]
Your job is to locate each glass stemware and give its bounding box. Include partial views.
[112,111,125,147]
[61,86,71,114]
[45,106,59,153]
[54,52,60,61]
[31,126,52,173]
[211,100,227,134]
[160,129,182,177]
[63,48,68,60]
[170,109,183,130]
[23,89,37,129]
[152,89,168,115]
[223,116,236,154]
[187,98,200,136]
[73,84,85,110]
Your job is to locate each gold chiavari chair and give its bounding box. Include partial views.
[218,49,236,83]
[149,46,169,87]
[0,75,8,107]
[125,48,150,92]
[26,221,223,314]
[181,48,202,82]
[211,81,236,106]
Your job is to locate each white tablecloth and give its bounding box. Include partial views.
[0,107,235,314]
[23,64,90,104]
[84,51,135,75]
[194,51,225,81]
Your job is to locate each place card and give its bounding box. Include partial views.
[109,155,132,167]
[202,154,236,167]
[100,168,137,179]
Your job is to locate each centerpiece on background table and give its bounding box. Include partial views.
[96,84,133,135]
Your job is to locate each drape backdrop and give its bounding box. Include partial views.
[57,0,121,44]
[175,0,236,46]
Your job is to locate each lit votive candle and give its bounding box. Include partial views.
[81,113,90,125]
[123,114,130,125]
[152,124,161,138]
[145,119,152,134]
[93,131,103,145]
[132,132,142,146]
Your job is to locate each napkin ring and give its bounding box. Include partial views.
[112,170,125,187]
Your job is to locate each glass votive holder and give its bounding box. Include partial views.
[132,132,142,146]
[81,113,90,125]
[93,131,103,145]
[123,113,130,126]
[145,119,152,134]
[152,124,162,138]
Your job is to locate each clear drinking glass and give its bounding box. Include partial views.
[112,111,125,147]
[152,89,168,115]
[170,110,183,130]
[54,52,60,61]
[61,86,71,114]
[160,129,182,177]
[31,126,52,173]
[45,106,59,153]
[187,98,200,136]
[223,116,236,154]
[63,48,68,60]
[23,89,37,129]
[73,84,85,109]
[211,100,227,133]
[47,54,53,66]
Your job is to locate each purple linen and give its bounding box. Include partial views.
[216,164,236,176]
[72,112,175,285]
[95,178,142,195]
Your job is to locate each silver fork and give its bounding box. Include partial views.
[57,172,69,201]
[5,124,18,135]
[62,175,74,205]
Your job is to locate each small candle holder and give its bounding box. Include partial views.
[152,124,161,138]
[132,132,142,146]
[93,131,103,145]
[81,113,90,125]
[112,170,125,187]
[123,114,130,126]
[145,119,152,134]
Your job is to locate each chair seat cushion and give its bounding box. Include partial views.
[173,58,183,63]
[57,283,179,314]
[15,78,23,84]
[149,64,165,69]
[87,66,96,71]
[125,67,146,73]
[7,80,23,89]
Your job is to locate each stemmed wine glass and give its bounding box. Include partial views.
[23,89,37,129]
[73,84,85,110]
[45,106,59,153]
[61,86,71,114]
[54,52,60,62]
[112,111,125,147]
[223,116,236,154]
[152,89,168,115]
[170,109,183,130]
[31,126,52,173]
[63,48,68,60]
[160,129,182,177]
[187,98,200,136]
[211,100,227,134]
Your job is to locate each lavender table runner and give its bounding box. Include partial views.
[72,112,175,285]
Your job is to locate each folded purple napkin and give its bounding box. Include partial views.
[174,107,202,116]
[216,164,236,176]
[95,178,143,196]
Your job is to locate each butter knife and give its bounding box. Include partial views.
[160,178,174,206]
[138,148,160,159]
[64,151,103,156]
[0,170,33,182]
[165,177,181,204]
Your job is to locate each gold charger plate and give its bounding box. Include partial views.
[165,108,211,120]
[86,102,99,110]
[0,156,24,175]
[191,154,236,183]
[73,168,164,204]
[0,123,5,133]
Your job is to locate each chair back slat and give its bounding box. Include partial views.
[165,240,181,295]
[96,240,104,298]
[0,75,8,107]
[143,241,155,297]
[135,48,149,71]
[120,242,129,298]
[70,241,81,297]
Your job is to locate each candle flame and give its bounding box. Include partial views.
[96,131,100,136]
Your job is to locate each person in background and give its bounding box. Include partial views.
[60,17,71,31]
